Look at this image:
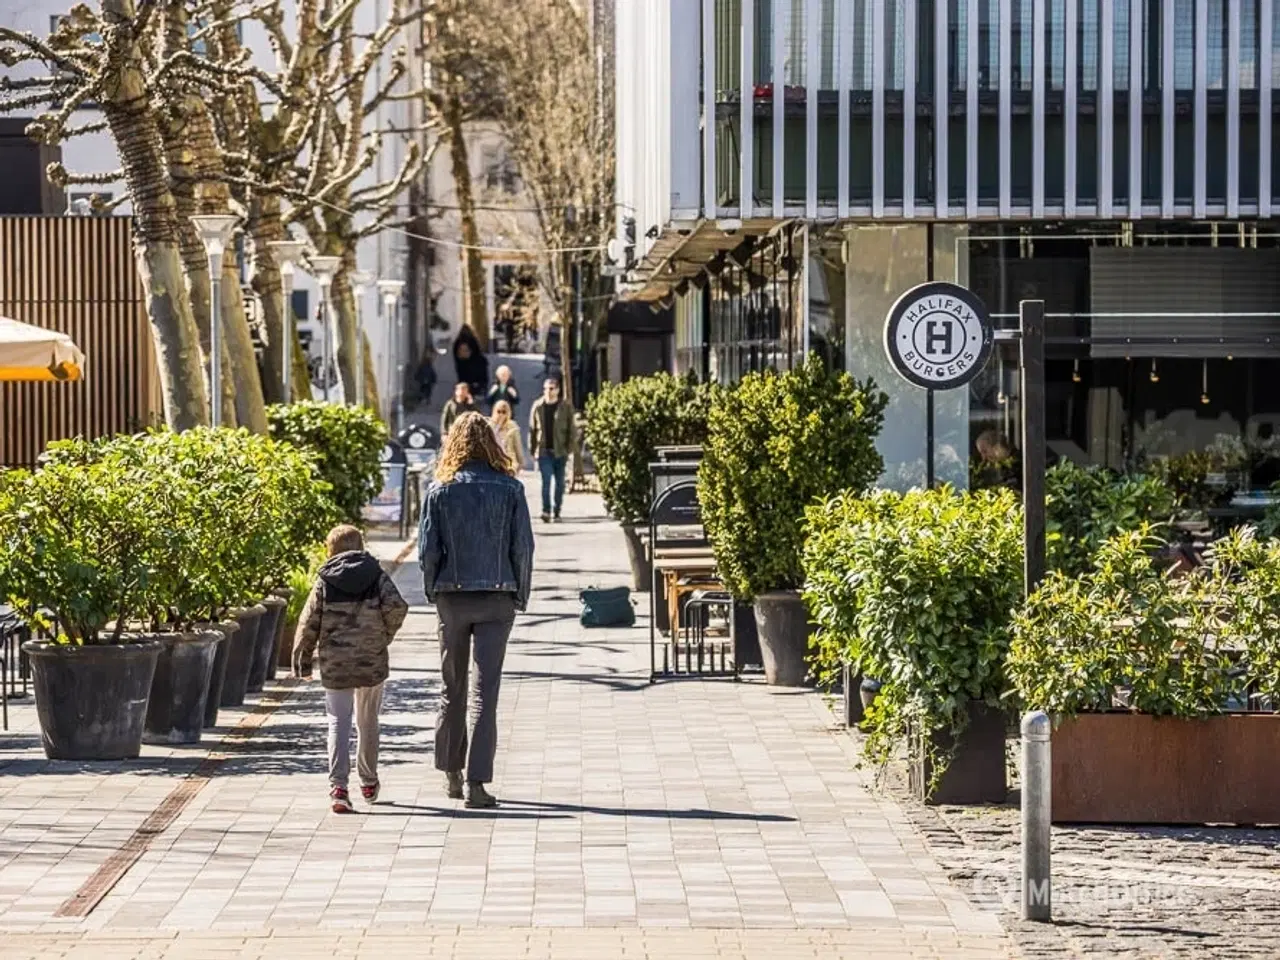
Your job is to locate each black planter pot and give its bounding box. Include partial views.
[860,677,882,712]
[22,638,162,761]
[752,590,812,687]
[197,621,239,728]
[220,605,265,707]
[620,524,652,593]
[143,630,222,745]
[911,700,1009,805]
[247,597,287,693]
[842,664,864,726]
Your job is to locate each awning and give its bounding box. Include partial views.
[0,316,85,382]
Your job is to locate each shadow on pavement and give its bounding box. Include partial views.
[500,799,797,823]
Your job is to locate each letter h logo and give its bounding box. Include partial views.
[925,319,954,358]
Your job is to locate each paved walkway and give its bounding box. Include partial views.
[0,486,1015,959]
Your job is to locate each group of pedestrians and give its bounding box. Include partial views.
[292,324,574,815]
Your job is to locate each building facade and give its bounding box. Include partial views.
[616,0,1280,489]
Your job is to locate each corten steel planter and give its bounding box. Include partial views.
[1051,713,1280,825]
[196,621,239,728]
[911,701,1009,805]
[620,524,652,593]
[247,596,287,692]
[220,605,266,707]
[22,638,162,761]
[752,590,812,687]
[143,630,222,745]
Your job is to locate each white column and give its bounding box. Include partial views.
[1194,0,1207,218]
[903,0,917,217]
[773,0,786,216]
[806,0,820,217]
[1129,0,1142,217]
[1065,0,1078,215]
[740,0,755,218]
[1227,0,1241,217]
[872,0,886,216]
[967,0,979,217]
[837,0,852,217]
[999,0,1012,217]
[702,0,717,218]
[1263,0,1274,218]
[1162,0,1175,216]
[935,0,949,218]
[1032,0,1046,216]
[1100,1,1114,217]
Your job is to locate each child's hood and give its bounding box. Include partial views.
[318,550,384,599]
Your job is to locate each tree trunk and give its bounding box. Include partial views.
[220,258,269,433]
[100,2,208,429]
[361,329,381,412]
[331,264,360,405]
[291,327,312,401]
[444,93,489,349]
[249,198,287,405]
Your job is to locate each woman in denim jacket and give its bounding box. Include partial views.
[419,412,534,808]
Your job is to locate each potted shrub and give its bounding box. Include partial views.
[1009,526,1280,824]
[584,373,716,591]
[698,357,886,686]
[0,457,163,761]
[267,401,385,525]
[807,487,1023,803]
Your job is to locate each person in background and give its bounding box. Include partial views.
[452,326,490,399]
[440,382,478,437]
[413,347,438,405]
[527,377,575,523]
[419,412,534,809]
[293,524,409,813]
[490,400,525,474]
[486,364,520,414]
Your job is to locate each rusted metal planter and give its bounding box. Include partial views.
[1052,713,1280,825]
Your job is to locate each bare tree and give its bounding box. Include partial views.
[0,1,211,429]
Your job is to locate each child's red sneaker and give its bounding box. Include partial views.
[361,782,380,804]
[330,786,353,813]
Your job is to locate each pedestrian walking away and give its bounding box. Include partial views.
[293,524,409,813]
[413,347,438,405]
[485,364,520,413]
[452,325,490,399]
[419,412,535,809]
[528,376,575,523]
[440,382,478,438]
[490,400,527,473]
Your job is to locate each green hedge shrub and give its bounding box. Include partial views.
[803,486,1023,786]
[584,373,716,526]
[267,401,386,524]
[697,357,887,601]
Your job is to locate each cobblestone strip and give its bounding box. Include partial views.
[53,681,301,918]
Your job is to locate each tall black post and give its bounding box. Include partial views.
[1020,300,1046,596]
[925,390,935,488]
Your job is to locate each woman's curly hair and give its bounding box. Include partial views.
[435,411,514,481]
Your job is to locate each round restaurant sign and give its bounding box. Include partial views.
[883,281,993,391]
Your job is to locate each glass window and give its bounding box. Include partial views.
[1080,0,1100,91]
[950,0,968,89]
[1207,0,1226,90]
[1049,0,1066,90]
[852,0,873,90]
[888,0,906,89]
[1012,0,1033,90]
[1241,0,1259,89]
[979,0,999,90]
[1114,0,1131,91]
[1174,0,1195,89]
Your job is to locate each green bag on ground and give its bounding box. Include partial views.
[579,586,635,628]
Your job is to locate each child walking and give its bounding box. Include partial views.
[294,525,409,812]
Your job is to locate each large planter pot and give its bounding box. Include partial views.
[220,605,266,707]
[273,588,295,669]
[621,523,652,593]
[196,621,239,728]
[911,701,1008,805]
[1051,713,1280,825]
[22,638,162,761]
[143,630,222,745]
[842,663,863,726]
[751,590,811,687]
[247,596,287,693]
[860,677,882,712]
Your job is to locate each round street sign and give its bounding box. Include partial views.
[883,281,993,391]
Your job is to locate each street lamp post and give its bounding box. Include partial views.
[267,239,307,402]
[191,215,240,428]
[377,279,406,431]
[351,271,374,407]
[308,255,341,402]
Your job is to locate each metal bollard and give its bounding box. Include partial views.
[1021,710,1052,921]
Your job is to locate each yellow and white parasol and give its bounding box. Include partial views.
[0,316,85,382]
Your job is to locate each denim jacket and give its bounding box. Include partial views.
[419,461,535,610]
